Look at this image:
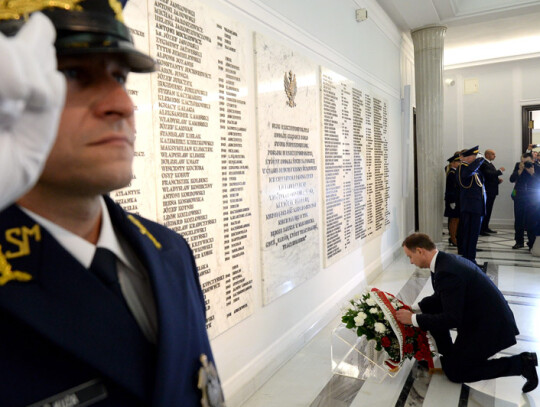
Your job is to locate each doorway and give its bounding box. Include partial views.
[521,105,540,151]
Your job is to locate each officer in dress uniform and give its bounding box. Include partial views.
[0,1,224,406]
[457,145,486,270]
[444,152,461,247]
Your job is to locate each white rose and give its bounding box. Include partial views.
[354,312,367,326]
[374,322,387,333]
[353,294,362,301]
[366,297,376,306]
[369,307,378,314]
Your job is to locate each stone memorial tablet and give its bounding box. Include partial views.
[122,0,255,338]
[321,68,390,266]
[256,33,322,304]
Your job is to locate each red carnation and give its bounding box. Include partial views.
[403,343,414,354]
[405,327,415,337]
[381,336,391,347]
[414,351,423,360]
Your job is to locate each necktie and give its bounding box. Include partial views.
[89,247,125,302]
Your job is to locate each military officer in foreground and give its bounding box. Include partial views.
[457,145,486,270]
[0,1,223,406]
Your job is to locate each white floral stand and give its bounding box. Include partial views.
[331,323,401,383]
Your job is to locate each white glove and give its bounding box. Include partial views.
[0,12,66,210]
[476,152,484,159]
[449,203,456,210]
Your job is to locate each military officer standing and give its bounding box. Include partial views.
[457,146,486,269]
[0,1,224,406]
[444,152,461,246]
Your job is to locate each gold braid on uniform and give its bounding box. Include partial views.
[458,163,483,189]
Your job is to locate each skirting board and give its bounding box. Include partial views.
[222,239,404,406]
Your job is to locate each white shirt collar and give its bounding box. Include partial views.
[20,197,130,269]
[429,250,439,273]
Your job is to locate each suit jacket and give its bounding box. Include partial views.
[457,157,486,215]
[0,196,215,406]
[480,160,502,197]
[416,251,519,360]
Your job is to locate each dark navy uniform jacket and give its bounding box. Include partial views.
[444,167,460,218]
[417,251,519,360]
[457,157,486,215]
[0,196,215,406]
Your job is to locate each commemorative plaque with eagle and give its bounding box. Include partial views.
[284,70,297,107]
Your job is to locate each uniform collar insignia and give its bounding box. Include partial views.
[197,354,225,407]
[0,244,32,286]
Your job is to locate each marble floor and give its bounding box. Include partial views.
[240,227,540,407]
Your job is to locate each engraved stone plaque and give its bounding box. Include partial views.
[256,33,322,304]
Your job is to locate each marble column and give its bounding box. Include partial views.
[411,25,446,242]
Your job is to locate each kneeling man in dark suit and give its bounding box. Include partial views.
[396,233,538,393]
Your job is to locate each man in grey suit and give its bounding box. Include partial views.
[396,233,538,392]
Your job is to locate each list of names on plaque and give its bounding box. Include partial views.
[321,68,390,266]
[148,0,254,338]
[256,33,322,304]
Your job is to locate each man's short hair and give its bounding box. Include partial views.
[402,233,436,251]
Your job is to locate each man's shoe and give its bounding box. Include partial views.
[521,352,538,393]
[480,231,490,236]
[513,243,525,250]
[486,228,497,233]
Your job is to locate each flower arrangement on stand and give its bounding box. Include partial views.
[341,287,433,372]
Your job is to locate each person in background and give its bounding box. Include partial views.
[480,149,505,235]
[397,233,538,393]
[0,12,65,210]
[509,153,540,250]
[444,152,461,246]
[0,1,224,406]
[457,146,487,270]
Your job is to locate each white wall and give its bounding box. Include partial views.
[443,57,540,226]
[195,0,410,405]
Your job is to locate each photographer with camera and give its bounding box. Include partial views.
[509,152,540,250]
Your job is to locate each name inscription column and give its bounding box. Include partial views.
[149,0,254,338]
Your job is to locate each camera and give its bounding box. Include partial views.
[524,161,534,168]
[533,144,540,148]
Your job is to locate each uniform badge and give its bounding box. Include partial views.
[197,354,225,407]
[0,244,32,286]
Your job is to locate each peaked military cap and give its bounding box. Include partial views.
[460,145,479,157]
[0,0,156,73]
[447,152,460,162]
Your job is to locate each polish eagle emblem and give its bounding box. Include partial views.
[284,70,297,108]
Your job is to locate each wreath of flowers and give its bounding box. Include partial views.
[341,287,433,370]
